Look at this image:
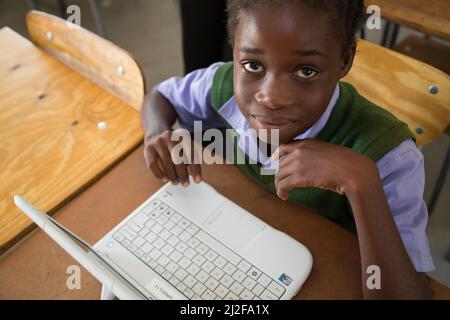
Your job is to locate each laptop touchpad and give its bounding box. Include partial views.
[202,202,265,253]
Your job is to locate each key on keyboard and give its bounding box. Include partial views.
[113,198,286,300]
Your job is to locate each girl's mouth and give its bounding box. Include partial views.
[251,114,295,130]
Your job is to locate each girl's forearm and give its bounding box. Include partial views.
[141,88,178,137]
[345,167,432,299]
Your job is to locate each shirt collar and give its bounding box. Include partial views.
[293,84,340,140]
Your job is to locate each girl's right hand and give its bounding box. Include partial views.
[143,129,202,187]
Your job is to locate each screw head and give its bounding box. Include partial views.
[117,66,125,76]
[97,122,107,130]
[428,85,438,94]
[416,127,424,135]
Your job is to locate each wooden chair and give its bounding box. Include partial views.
[26,10,146,112]
[394,35,450,76]
[392,35,450,213]
[343,39,450,212]
[344,39,449,146]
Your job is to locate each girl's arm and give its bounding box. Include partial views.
[273,139,432,299]
[141,88,202,186]
[141,88,178,138]
[345,163,432,299]
[141,63,227,185]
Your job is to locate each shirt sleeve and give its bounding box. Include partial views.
[156,62,226,132]
[376,139,435,272]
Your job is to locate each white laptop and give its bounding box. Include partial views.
[14,178,312,300]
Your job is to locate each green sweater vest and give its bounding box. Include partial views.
[211,62,415,234]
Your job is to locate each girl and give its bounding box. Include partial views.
[141,0,434,299]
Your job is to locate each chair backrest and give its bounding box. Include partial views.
[344,39,450,146]
[26,10,146,112]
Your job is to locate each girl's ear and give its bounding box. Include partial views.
[338,43,356,79]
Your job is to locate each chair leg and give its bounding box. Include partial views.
[28,0,67,19]
[89,0,107,38]
[428,145,450,214]
[381,21,392,47]
[27,0,37,9]
[360,26,366,40]
[382,21,400,48]
[445,245,450,262]
[388,24,400,48]
[58,0,67,18]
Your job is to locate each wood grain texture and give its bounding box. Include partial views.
[26,10,146,112]
[0,27,144,254]
[394,35,450,75]
[344,39,450,146]
[366,0,450,41]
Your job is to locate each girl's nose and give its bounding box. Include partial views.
[254,75,295,109]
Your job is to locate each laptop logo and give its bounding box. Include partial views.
[278,273,293,286]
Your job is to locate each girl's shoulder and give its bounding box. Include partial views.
[211,62,234,111]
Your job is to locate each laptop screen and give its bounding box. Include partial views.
[46,215,149,299]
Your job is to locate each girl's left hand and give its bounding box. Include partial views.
[272,139,379,200]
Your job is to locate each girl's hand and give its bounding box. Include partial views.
[143,129,202,186]
[272,139,379,200]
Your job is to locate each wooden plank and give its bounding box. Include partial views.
[366,0,450,41]
[26,10,146,112]
[1,145,449,299]
[344,39,450,146]
[394,35,450,75]
[0,27,144,254]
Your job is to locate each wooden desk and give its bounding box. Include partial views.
[366,0,450,41]
[0,27,143,255]
[1,145,449,299]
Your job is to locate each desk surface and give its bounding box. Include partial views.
[0,27,143,254]
[367,0,450,41]
[1,145,449,299]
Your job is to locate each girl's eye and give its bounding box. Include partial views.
[295,68,317,79]
[242,61,264,73]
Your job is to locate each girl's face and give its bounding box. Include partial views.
[233,3,354,145]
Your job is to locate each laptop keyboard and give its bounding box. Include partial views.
[112,198,286,300]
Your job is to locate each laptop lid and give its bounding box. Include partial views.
[13,195,148,300]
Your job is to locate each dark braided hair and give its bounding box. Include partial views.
[226,0,365,51]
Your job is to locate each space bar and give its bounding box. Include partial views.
[195,230,241,265]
